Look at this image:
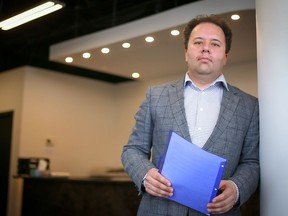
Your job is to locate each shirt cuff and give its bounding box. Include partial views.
[228,180,239,204]
[141,174,147,192]
[142,174,147,187]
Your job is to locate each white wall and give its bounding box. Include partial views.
[256,0,288,214]
[224,61,258,97]
[19,67,118,176]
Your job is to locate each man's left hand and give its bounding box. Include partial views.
[207,180,237,214]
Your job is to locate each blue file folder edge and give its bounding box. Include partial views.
[159,131,226,215]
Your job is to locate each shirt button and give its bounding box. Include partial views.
[198,127,202,131]
[200,108,204,111]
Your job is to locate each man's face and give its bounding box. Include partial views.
[185,22,228,83]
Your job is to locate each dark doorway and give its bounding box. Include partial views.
[0,111,13,216]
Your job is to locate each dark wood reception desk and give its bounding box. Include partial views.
[18,176,259,216]
[19,176,141,216]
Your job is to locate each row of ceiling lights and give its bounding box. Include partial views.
[64,29,181,79]
[63,14,240,79]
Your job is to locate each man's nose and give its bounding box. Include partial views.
[202,42,210,53]
[202,48,210,53]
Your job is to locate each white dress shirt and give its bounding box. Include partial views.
[184,73,229,148]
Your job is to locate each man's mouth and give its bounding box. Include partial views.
[198,57,212,62]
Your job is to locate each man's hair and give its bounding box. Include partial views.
[183,15,232,53]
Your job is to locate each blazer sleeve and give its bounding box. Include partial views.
[229,98,260,205]
[121,87,156,192]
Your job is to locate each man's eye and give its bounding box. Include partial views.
[194,41,202,45]
[212,43,220,47]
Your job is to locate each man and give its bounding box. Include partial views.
[121,15,259,216]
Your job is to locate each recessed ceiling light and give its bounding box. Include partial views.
[231,14,240,20]
[122,42,131,48]
[132,72,140,79]
[82,52,91,58]
[145,36,154,43]
[171,30,180,36]
[65,57,73,63]
[101,48,110,54]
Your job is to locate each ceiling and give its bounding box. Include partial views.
[0,0,256,84]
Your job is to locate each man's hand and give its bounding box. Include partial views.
[207,180,237,214]
[144,168,173,197]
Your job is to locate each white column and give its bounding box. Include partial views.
[256,0,288,215]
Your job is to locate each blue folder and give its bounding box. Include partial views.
[159,131,226,215]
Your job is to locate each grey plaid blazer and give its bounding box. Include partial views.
[122,78,259,216]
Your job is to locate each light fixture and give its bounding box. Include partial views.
[0,1,65,31]
[122,42,131,48]
[171,30,180,36]
[132,72,140,79]
[101,48,110,54]
[231,14,240,20]
[145,36,154,43]
[65,57,73,63]
[82,52,91,59]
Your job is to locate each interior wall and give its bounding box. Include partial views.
[224,61,258,97]
[0,68,24,216]
[19,67,118,177]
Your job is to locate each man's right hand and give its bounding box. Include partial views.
[144,168,173,197]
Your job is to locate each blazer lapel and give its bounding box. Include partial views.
[203,86,240,150]
[169,79,191,141]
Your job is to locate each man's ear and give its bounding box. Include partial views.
[224,53,228,65]
[184,49,188,62]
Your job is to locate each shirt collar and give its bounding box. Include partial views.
[184,72,229,91]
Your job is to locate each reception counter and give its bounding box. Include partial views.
[19,176,140,216]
